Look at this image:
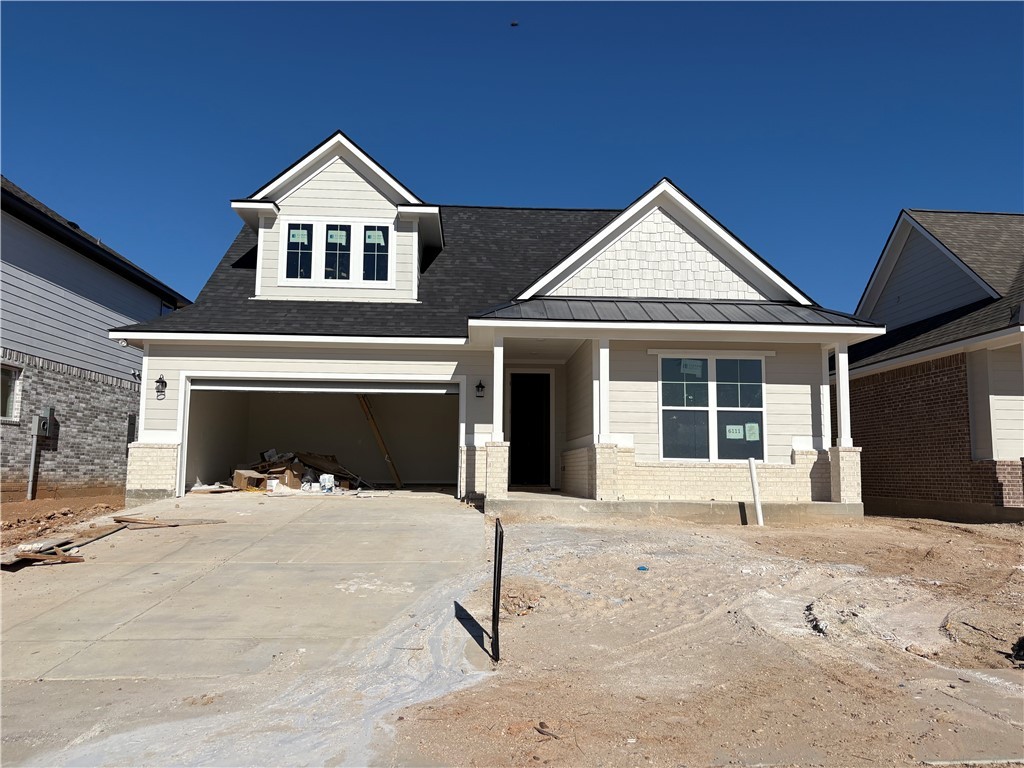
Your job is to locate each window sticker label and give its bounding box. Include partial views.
[745,423,760,441]
[679,359,703,377]
[328,230,347,245]
[365,229,385,245]
[289,229,308,244]
[725,425,743,440]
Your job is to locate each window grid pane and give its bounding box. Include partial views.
[363,226,389,281]
[663,410,709,459]
[325,224,351,280]
[1,368,16,418]
[286,223,313,279]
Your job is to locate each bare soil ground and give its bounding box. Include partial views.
[0,494,124,549]
[386,516,1024,767]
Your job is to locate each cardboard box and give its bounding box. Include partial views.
[282,461,305,490]
[232,469,267,491]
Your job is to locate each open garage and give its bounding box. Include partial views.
[182,382,460,491]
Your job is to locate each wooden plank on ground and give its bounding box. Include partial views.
[18,551,85,563]
[113,516,226,528]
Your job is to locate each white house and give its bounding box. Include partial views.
[113,131,884,512]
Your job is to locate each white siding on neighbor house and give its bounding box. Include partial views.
[141,344,493,439]
[565,340,593,442]
[870,229,991,329]
[609,341,825,464]
[257,157,417,301]
[989,344,1024,460]
[0,212,162,380]
[550,207,765,300]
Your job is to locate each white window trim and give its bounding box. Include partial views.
[276,215,397,289]
[1,364,24,424]
[656,352,768,463]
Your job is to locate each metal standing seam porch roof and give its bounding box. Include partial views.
[474,298,876,326]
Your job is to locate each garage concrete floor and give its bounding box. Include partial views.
[1,490,490,766]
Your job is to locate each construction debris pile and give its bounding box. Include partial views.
[192,449,383,496]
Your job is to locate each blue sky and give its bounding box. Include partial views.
[2,2,1021,310]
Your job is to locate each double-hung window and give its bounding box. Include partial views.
[660,355,765,461]
[280,220,393,286]
[1,365,22,422]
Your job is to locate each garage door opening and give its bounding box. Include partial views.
[183,387,460,492]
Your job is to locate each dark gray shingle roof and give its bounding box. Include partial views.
[477,298,875,326]
[851,211,1023,369]
[120,206,620,337]
[907,210,1023,296]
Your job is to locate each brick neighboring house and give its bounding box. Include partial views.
[0,177,190,502]
[850,210,1024,522]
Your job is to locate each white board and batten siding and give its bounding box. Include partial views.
[141,344,494,437]
[609,341,826,464]
[0,212,162,380]
[258,158,417,301]
[988,344,1024,461]
[550,207,765,301]
[869,229,991,330]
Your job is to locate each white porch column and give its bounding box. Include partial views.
[834,344,853,448]
[820,345,833,449]
[492,334,504,441]
[598,337,610,441]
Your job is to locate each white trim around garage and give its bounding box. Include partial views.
[110,331,468,346]
[172,369,469,497]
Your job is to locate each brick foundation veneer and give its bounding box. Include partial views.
[1,348,139,502]
[560,445,837,503]
[850,352,1022,510]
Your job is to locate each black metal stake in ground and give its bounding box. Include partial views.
[491,518,504,662]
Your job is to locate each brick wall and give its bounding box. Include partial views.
[850,352,1004,506]
[125,443,179,507]
[561,446,592,498]
[1,348,139,500]
[970,459,1024,508]
[559,445,833,502]
[484,441,509,500]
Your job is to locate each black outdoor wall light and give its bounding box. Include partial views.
[475,380,486,398]
[155,375,167,400]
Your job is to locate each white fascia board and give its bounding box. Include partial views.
[251,133,422,205]
[469,318,885,341]
[230,200,279,230]
[110,331,468,346]
[856,212,1000,318]
[517,180,813,306]
[398,205,444,249]
[849,326,1024,379]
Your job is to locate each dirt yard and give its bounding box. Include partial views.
[385,516,1024,767]
[0,494,124,549]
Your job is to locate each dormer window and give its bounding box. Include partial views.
[325,224,351,280]
[286,223,313,279]
[278,218,394,287]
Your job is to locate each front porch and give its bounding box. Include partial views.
[468,330,865,513]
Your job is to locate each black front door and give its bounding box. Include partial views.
[509,373,550,486]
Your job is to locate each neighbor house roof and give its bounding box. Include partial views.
[851,210,1023,369]
[1,176,191,308]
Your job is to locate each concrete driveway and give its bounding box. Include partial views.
[1,490,489,766]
